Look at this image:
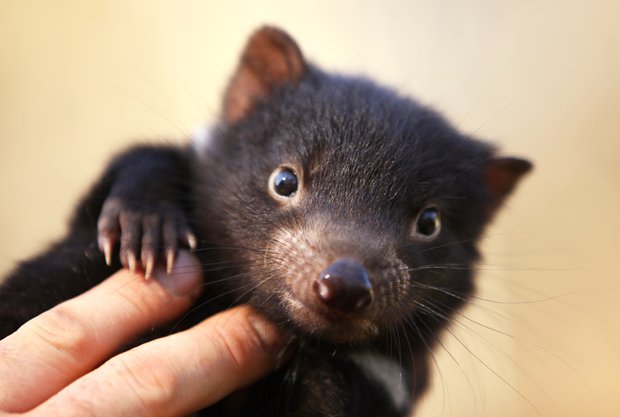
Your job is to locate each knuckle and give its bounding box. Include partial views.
[105,351,177,413]
[27,304,94,362]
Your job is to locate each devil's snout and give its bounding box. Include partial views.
[313,259,373,313]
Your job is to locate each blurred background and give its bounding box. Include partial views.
[1,1,618,416]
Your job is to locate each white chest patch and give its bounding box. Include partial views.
[350,352,411,412]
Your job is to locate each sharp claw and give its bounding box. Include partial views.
[144,256,154,279]
[128,252,137,274]
[186,232,197,250]
[166,249,175,274]
[100,238,112,266]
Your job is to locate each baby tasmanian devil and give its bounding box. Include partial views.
[0,27,531,416]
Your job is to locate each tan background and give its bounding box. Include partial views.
[1,1,618,416]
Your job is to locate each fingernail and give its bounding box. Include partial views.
[249,314,296,367]
[155,250,203,297]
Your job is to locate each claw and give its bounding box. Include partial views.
[166,249,175,274]
[99,237,113,266]
[128,252,137,274]
[186,232,197,250]
[144,255,154,279]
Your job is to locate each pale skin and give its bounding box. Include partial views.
[0,251,287,416]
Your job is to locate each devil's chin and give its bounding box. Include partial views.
[285,297,380,344]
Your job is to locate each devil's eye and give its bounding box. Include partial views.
[271,167,298,197]
[414,207,441,239]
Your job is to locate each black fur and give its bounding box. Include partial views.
[0,27,530,417]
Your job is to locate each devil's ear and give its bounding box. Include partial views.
[223,26,306,123]
[484,157,533,214]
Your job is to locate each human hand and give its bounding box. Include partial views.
[0,251,288,416]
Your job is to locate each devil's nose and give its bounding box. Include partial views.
[313,259,373,312]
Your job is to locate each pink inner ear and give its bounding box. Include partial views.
[485,157,533,204]
[223,27,306,123]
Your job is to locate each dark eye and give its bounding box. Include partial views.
[414,207,441,239]
[272,168,298,197]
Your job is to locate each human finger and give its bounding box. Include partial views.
[0,251,203,412]
[30,306,288,417]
